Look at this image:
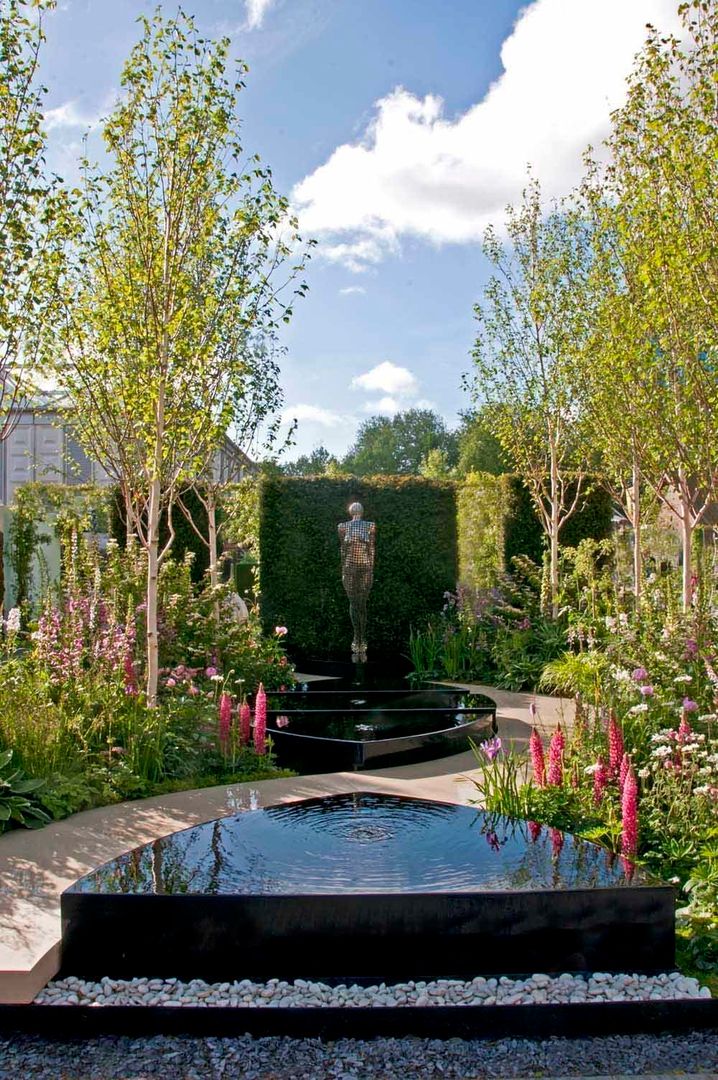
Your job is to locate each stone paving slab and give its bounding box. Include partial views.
[0,683,570,1004]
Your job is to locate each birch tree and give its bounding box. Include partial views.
[1,0,67,436]
[55,11,309,703]
[594,0,718,610]
[471,179,590,616]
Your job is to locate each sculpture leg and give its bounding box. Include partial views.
[348,595,362,657]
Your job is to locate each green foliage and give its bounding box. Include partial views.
[457,473,614,593]
[539,650,610,698]
[343,409,459,476]
[6,485,50,609]
[456,407,511,477]
[282,445,340,477]
[457,472,506,592]
[258,475,457,659]
[0,1,70,428]
[408,561,567,691]
[0,748,48,831]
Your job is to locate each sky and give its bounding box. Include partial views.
[39,0,684,461]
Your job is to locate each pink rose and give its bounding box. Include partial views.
[166,677,177,688]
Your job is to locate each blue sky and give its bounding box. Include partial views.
[40,0,682,460]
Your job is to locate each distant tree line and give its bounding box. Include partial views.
[280,405,510,479]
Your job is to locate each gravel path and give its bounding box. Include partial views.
[1,1031,717,1078]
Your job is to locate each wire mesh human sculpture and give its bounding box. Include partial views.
[338,502,376,663]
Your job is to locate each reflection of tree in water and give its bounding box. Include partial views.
[77,828,209,894]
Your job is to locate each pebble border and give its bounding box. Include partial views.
[35,971,711,1008]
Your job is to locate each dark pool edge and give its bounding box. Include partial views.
[1,999,718,1040]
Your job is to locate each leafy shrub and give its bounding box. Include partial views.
[457,473,614,592]
[0,749,49,831]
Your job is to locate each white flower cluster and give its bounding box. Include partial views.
[644,726,718,798]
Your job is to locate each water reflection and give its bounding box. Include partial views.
[69,794,645,897]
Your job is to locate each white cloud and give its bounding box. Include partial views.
[351,361,418,397]
[318,235,393,273]
[44,99,103,132]
[362,396,400,416]
[280,403,345,427]
[245,0,276,30]
[339,286,366,296]
[293,0,683,268]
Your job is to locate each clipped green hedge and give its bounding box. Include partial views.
[458,473,614,590]
[258,476,458,660]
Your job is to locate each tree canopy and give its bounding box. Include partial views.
[343,408,458,476]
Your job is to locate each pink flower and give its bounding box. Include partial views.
[684,638,698,659]
[619,752,631,794]
[188,684,199,696]
[528,820,542,843]
[682,698,699,713]
[166,677,177,688]
[547,725,564,786]
[550,827,564,858]
[639,684,654,697]
[275,626,288,636]
[608,713,624,776]
[253,683,267,755]
[621,764,639,858]
[205,666,218,678]
[480,736,502,760]
[593,756,609,805]
[239,701,252,745]
[219,692,232,750]
[275,715,290,728]
[632,667,649,682]
[123,653,138,696]
[529,727,546,787]
[678,713,692,741]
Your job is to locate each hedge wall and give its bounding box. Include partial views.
[458,473,614,590]
[258,476,458,660]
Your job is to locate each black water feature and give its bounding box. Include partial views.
[262,670,497,772]
[61,793,674,982]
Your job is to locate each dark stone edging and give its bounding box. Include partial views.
[1,999,717,1040]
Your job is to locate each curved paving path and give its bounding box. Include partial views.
[0,683,572,1003]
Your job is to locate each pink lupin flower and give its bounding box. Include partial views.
[253,683,267,755]
[608,712,624,777]
[593,756,609,805]
[619,752,631,794]
[547,725,564,786]
[239,701,252,746]
[529,727,546,787]
[621,764,639,858]
[678,712,693,742]
[219,692,233,751]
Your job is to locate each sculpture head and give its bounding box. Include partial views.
[348,501,363,519]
